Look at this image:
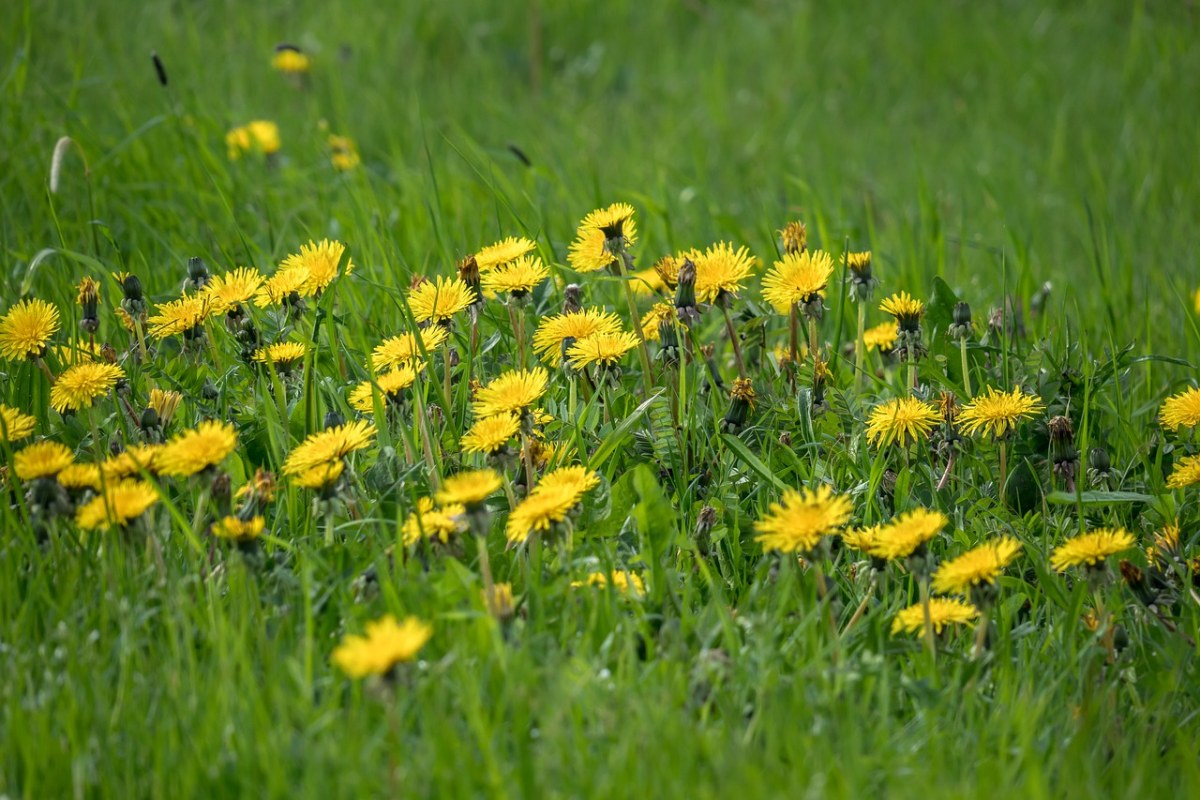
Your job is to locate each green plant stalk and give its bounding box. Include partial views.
[920,576,938,672]
[720,303,747,378]
[854,301,866,393]
[960,338,973,398]
[617,251,655,388]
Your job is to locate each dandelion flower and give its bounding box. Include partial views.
[1159,387,1200,432]
[292,460,345,490]
[537,465,600,496]
[865,397,940,448]
[255,266,310,307]
[472,368,548,417]
[481,255,548,297]
[1050,528,1135,572]
[958,386,1044,439]
[862,322,898,352]
[1167,454,1200,489]
[891,598,978,636]
[505,485,583,544]
[867,508,947,561]
[779,221,807,254]
[0,404,37,443]
[147,295,215,339]
[147,389,183,427]
[640,302,675,342]
[50,363,125,413]
[761,249,835,313]
[75,480,159,531]
[932,538,1023,595]
[332,615,433,678]
[475,236,537,271]
[283,420,376,475]
[460,413,520,455]
[402,496,467,546]
[408,276,476,325]
[370,327,447,372]
[879,291,925,328]
[252,341,309,366]
[281,239,353,296]
[689,242,758,303]
[566,331,640,369]
[226,120,281,159]
[0,298,60,361]
[841,525,882,554]
[328,134,360,171]
[57,463,102,491]
[568,203,637,273]
[571,571,646,597]
[156,420,238,477]
[13,441,75,480]
[212,515,266,541]
[203,267,264,313]
[102,444,162,480]
[532,309,623,363]
[271,46,310,74]
[753,485,853,554]
[436,469,502,508]
[348,363,425,412]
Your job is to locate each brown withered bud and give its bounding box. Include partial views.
[563,284,583,314]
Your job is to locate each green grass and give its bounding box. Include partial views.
[3,0,1200,797]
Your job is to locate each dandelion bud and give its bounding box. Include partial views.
[779,221,807,255]
[100,343,117,363]
[324,410,345,429]
[457,255,483,309]
[201,379,219,402]
[949,301,973,341]
[121,274,146,317]
[845,251,875,302]
[674,259,699,326]
[211,472,233,516]
[186,257,209,292]
[1087,445,1112,488]
[151,51,168,87]
[563,283,583,314]
[694,504,718,556]
[76,277,100,334]
[721,378,756,433]
[140,406,160,431]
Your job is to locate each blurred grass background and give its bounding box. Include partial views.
[3,1,1200,797]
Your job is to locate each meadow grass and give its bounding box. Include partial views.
[3,1,1200,797]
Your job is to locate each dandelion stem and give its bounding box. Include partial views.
[34,356,56,385]
[788,306,800,392]
[854,302,866,394]
[720,303,747,378]
[807,316,818,361]
[960,338,973,398]
[323,503,336,546]
[506,302,526,368]
[972,608,989,659]
[617,251,655,389]
[920,576,938,671]
[442,341,453,416]
[842,576,876,636]
[998,441,1008,507]
[191,486,211,537]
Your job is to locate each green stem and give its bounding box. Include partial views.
[960,338,973,398]
[854,302,866,393]
[720,303,747,378]
[617,251,655,389]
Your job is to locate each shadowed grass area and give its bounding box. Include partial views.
[2,1,1200,797]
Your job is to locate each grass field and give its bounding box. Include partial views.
[3,1,1200,797]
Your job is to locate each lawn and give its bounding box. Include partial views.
[2,1,1200,797]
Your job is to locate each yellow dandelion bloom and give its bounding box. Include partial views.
[761,249,835,313]
[867,508,947,561]
[779,221,807,254]
[236,468,278,504]
[156,420,238,477]
[879,291,925,324]
[568,203,638,273]
[402,496,466,546]
[271,47,310,74]
[865,397,940,448]
[640,302,675,342]
[13,441,75,480]
[689,242,758,303]
[841,525,882,554]
[254,266,311,307]
[1159,387,1200,432]
[148,389,182,426]
[472,368,548,417]
[1149,522,1180,567]
[252,341,308,366]
[226,120,280,159]
[56,463,102,491]
[348,363,425,412]
[571,571,646,596]
[329,134,360,171]
[102,444,162,480]
[408,276,476,325]
[566,331,640,369]
[283,420,376,475]
[212,515,266,541]
[753,485,853,554]
[292,460,344,490]
[115,307,136,332]
[846,251,872,276]
[1167,454,1200,489]
[147,295,215,339]
[891,598,978,636]
[862,321,898,352]
[436,469,502,507]
[76,479,159,531]
[202,267,264,313]
[460,413,520,455]
[532,308,623,363]
[505,484,583,544]
[0,404,37,443]
[280,239,353,296]
[77,276,101,306]
[932,537,1023,595]
[652,254,684,288]
[481,255,548,297]
[370,327,447,372]
[1050,528,1135,571]
[957,386,1044,439]
[332,615,432,679]
[537,465,600,496]
[50,362,125,413]
[475,236,537,271]
[483,582,516,619]
[0,298,60,361]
